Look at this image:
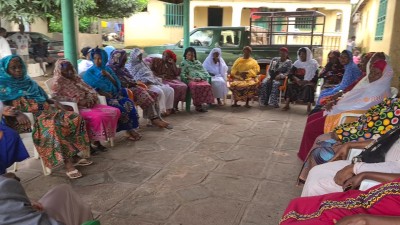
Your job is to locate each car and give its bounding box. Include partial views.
[6,31,64,60]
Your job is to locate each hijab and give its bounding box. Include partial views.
[293,47,319,81]
[0,55,48,103]
[0,176,62,225]
[83,48,121,95]
[104,45,115,60]
[52,59,98,103]
[126,48,162,85]
[327,58,393,116]
[202,48,228,79]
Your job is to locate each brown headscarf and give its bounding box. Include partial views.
[52,59,99,104]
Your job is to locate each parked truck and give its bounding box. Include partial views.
[143,10,326,70]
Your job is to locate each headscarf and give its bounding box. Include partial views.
[52,59,98,104]
[164,50,177,62]
[292,47,319,81]
[373,59,387,72]
[202,48,228,80]
[125,48,162,85]
[83,48,121,95]
[107,49,136,85]
[0,176,62,224]
[327,58,393,116]
[183,47,197,60]
[279,47,289,54]
[352,52,387,90]
[81,47,91,58]
[104,45,115,60]
[0,55,48,103]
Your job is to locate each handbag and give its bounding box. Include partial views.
[353,126,400,163]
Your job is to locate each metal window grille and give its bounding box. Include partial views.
[375,0,388,41]
[295,17,316,30]
[165,3,183,27]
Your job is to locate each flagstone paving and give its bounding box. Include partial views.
[13,84,308,224]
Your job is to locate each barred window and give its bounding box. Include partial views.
[165,3,183,27]
[295,17,316,30]
[375,0,388,41]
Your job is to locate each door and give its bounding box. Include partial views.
[208,8,223,26]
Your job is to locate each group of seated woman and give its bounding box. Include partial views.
[279,51,400,224]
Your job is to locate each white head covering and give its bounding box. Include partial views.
[202,48,228,80]
[327,60,393,115]
[292,47,319,81]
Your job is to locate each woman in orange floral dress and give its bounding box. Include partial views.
[0,55,92,179]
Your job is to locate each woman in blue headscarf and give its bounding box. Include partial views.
[315,50,362,107]
[0,55,92,179]
[83,47,141,141]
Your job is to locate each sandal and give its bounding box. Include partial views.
[66,169,82,179]
[231,104,241,107]
[73,158,93,167]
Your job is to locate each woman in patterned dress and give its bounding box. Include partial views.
[151,50,187,111]
[107,50,171,128]
[51,59,121,151]
[0,55,92,179]
[83,47,141,141]
[229,46,260,108]
[180,47,215,112]
[281,173,400,225]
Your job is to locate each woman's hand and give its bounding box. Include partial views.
[334,215,368,225]
[101,70,111,77]
[342,173,365,191]
[240,72,248,79]
[325,101,335,111]
[30,200,44,211]
[330,143,351,161]
[334,164,355,186]
[16,113,31,126]
[194,77,202,82]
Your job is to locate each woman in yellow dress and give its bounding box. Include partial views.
[229,46,260,108]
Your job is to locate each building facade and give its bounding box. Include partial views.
[125,0,352,54]
[352,0,399,87]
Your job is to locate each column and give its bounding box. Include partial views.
[231,5,243,26]
[183,0,190,49]
[61,0,78,69]
[340,6,352,50]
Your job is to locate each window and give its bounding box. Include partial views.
[189,30,214,47]
[295,17,316,30]
[165,3,183,27]
[220,30,241,48]
[375,0,388,41]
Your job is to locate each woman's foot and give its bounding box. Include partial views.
[127,130,142,141]
[281,105,290,111]
[195,106,207,112]
[231,104,241,107]
[217,98,223,106]
[152,118,170,128]
[66,169,82,179]
[92,141,108,152]
[244,104,252,108]
[65,160,82,179]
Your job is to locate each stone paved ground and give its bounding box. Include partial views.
[13,80,308,225]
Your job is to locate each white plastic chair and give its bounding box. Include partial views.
[45,78,114,146]
[391,87,398,98]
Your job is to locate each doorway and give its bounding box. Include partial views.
[208,8,223,26]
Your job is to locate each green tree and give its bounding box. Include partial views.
[0,0,148,23]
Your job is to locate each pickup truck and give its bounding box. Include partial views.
[143,11,326,69]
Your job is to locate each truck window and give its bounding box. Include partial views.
[190,30,214,47]
[220,30,241,48]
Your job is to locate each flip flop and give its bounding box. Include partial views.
[127,135,142,141]
[231,104,241,107]
[66,169,82,179]
[73,159,93,167]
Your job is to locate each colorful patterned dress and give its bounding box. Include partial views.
[151,57,187,106]
[180,59,215,106]
[7,97,90,168]
[229,57,260,102]
[280,178,400,225]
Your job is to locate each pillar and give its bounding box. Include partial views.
[340,6,352,50]
[61,0,78,69]
[231,6,243,26]
[183,0,190,49]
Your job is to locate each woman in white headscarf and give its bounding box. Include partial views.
[283,47,319,113]
[202,48,228,105]
[126,48,175,116]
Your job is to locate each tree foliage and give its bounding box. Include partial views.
[0,0,148,23]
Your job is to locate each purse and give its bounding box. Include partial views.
[353,126,400,163]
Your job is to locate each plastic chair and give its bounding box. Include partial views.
[278,76,288,105]
[391,87,398,98]
[338,113,362,125]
